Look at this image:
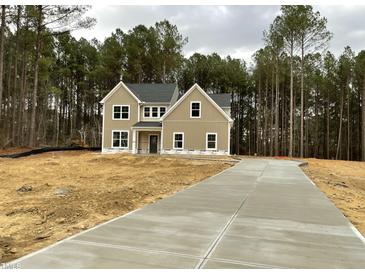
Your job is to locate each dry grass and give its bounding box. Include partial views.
[0,151,231,263]
[302,158,365,237]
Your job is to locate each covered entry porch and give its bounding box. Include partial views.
[131,122,162,154]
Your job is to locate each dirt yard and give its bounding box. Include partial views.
[302,159,365,237]
[0,151,232,263]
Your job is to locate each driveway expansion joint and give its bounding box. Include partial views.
[195,161,267,269]
[13,159,365,269]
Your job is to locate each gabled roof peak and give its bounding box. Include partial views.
[160,83,233,122]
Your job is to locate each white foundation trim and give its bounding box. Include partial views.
[161,149,229,156]
[102,148,132,154]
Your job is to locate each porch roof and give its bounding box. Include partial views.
[132,121,162,129]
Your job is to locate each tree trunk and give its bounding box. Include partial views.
[5,53,12,141]
[326,86,330,159]
[57,97,60,146]
[162,60,166,83]
[235,92,240,155]
[248,95,252,155]
[300,40,304,158]
[347,82,350,160]
[362,72,365,161]
[293,83,299,157]
[254,81,257,155]
[289,42,294,158]
[18,48,27,145]
[274,59,279,156]
[282,87,286,155]
[11,6,21,146]
[270,71,274,156]
[256,76,261,155]
[314,87,319,158]
[263,78,268,156]
[230,90,234,153]
[29,6,43,147]
[336,86,345,160]
[0,5,5,122]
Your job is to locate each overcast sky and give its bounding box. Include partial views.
[72,5,365,64]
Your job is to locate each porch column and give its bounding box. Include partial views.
[132,129,137,154]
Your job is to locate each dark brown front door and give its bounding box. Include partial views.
[149,135,158,154]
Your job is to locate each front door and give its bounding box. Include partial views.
[149,135,158,154]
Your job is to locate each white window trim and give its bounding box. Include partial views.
[159,106,166,117]
[143,106,167,119]
[112,105,130,120]
[151,106,159,118]
[206,132,217,150]
[173,132,184,150]
[111,130,129,148]
[190,101,201,118]
[143,106,151,118]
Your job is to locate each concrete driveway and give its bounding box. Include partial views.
[13,159,365,268]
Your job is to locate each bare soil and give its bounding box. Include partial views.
[302,158,365,237]
[0,151,231,263]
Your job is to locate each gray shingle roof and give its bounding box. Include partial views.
[125,83,177,103]
[177,92,231,108]
[208,93,231,108]
[132,121,162,128]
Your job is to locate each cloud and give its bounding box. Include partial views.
[316,5,365,55]
[72,5,365,63]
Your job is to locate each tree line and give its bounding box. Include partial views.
[249,6,365,161]
[0,5,188,147]
[0,5,364,161]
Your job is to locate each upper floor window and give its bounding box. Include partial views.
[190,101,201,118]
[152,107,159,118]
[144,107,150,118]
[160,107,166,117]
[143,106,167,118]
[113,105,129,120]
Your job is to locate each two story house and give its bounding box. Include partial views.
[100,81,233,155]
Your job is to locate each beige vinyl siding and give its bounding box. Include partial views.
[163,121,228,151]
[102,85,139,150]
[162,86,230,152]
[137,131,161,153]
